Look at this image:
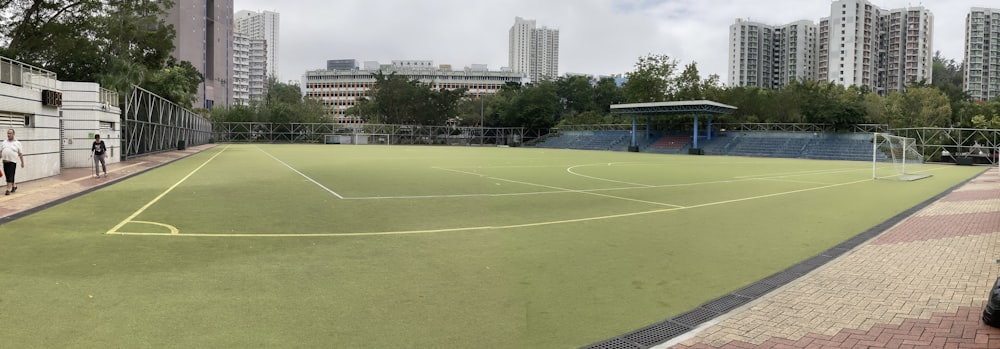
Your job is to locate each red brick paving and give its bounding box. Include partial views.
[872,211,1000,245]
[673,303,1000,349]
[941,190,1000,202]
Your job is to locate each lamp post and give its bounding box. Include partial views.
[480,93,484,145]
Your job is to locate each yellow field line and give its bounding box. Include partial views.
[105,146,229,235]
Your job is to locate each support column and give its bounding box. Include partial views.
[629,115,638,152]
[707,116,713,141]
[692,115,700,149]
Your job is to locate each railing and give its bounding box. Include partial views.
[0,56,57,90]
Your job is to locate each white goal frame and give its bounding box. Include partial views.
[871,133,932,181]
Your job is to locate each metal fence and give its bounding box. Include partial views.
[123,85,211,159]
[212,122,539,146]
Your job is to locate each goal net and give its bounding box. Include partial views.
[872,133,932,181]
[323,133,393,146]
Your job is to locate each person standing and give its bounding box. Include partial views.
[1,128,25,195]
[90,134,107,178]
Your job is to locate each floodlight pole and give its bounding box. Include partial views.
[480,94,485,145]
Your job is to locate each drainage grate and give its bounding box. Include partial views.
[734,281,780,298]
[622,321,692,347]
[673,308,721,327]
[759,271,801,286]
[701,294,752,313]
[786,263,819,275]
[580,337,643,349]
[802,254,834,266]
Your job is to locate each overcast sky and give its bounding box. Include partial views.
[232,0,993,84]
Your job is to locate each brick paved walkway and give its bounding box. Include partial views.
[0,145,214,223]
[667,172,1000,349]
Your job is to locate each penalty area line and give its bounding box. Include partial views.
[256,146,344,199]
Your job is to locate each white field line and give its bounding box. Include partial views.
[109,177,875,238]
[347,164,878,200]
[433,167,686,208]
[256,146,344,199]
[105,145,230,235]
[566,163,656,187]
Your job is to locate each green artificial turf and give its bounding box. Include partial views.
[0,144,985,348]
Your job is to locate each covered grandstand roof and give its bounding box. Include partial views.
[610,100,737,115]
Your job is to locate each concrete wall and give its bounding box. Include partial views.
[0,82,61,182]
[58,81,121,169]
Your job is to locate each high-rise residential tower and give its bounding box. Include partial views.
[508,17,559,82]
[730,0,932,95]
[728,19,818,88]
[163,0,234,109]
[232,31,251,106]
[235,10,280,80]
[965,7,1000,101]
[818,0,932,94]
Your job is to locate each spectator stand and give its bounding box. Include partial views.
[610,100,737,154]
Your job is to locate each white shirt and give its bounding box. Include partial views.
[1,139,22,163]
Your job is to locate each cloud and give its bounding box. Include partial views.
[234,0,984,83]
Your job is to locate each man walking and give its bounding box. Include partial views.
[1,128,25,195]
[90,134,107,178]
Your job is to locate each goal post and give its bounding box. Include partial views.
[871,133,932,181]
[323,133,393,146]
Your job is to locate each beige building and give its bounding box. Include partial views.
[163,0,234,109]
[965,7,1000,101]
[304,62,525,119]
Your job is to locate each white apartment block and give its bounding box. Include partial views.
[732,0,932,95]
[303,62,526,119]
[965,8,1000,101]
[728,19,817,88]
[232,32,250,106]
[235,10,279,79]
[819,0,932,94]
[884,6,934,93]
[248,39,268,101]
[509,17,559,82]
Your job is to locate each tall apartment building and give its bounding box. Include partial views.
[884,6,934,93]
[730,0,932,95]
[235,10,280,79]
[304,61,525,118]
[232,32,251,106]
[509,17,559,82]
[965,8,1000,101]
[819,0,932,94]
[248,39,268,101]
[163,0,234,109]
[728,19,817,88]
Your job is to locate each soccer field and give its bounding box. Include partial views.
[0,144,985,348]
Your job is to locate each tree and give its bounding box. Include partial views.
[884,87,952,128]
[143,58,203,107]
[500,81,559,129]
[592,77,623,113]
[673,62,704,100]
[622,53,677,103]
[556,75,597,116]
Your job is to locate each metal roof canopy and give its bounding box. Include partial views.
[609,100,738,151]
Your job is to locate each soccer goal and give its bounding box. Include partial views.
[872,133,932,181]
[324,133,392,146]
